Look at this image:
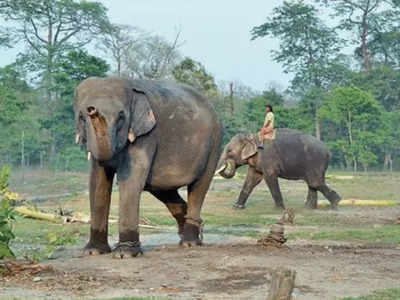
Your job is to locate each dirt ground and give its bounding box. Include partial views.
[2,170,400,300]
[2,235,400,300]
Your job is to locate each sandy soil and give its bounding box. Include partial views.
[2,237,400,300]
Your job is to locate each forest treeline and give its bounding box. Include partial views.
[0,0,399,172]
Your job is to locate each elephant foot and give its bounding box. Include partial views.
[180,223,202,247]
[83,242,111,256]
[233,202,246,209]
[112,241,143,259]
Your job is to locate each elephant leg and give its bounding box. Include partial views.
[85,159,115,255]
[305,186,318,209]
[317,183,341,210]
[114,141,155,259]
[150,190,187,240]
[183,146,219,247]
[234,167,263,209]
[264,175,285,209]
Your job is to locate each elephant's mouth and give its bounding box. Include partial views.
[218,160,236,179]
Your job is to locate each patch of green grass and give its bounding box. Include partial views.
[145,215,176,226]
[11,216,88,259]
[337,288,400,300]
[12,216,87,243]
[290,225,400,244]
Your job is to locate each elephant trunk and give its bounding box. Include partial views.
[215,152,236,179]
[87,106,113,161]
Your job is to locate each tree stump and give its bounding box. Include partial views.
[267,267,296,300]
[257,222,287,248]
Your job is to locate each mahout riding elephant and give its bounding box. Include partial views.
[216,128,341,210]
[74,77,222,258]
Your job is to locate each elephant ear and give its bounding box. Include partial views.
[129,87,156,143]
[74,89,87,146]
[241,135,258,160]
[75,111,87,146]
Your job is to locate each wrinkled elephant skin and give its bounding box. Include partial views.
[74,77,222,257]
[218,129,341,210]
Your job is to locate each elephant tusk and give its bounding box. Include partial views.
[215,163,227,175]
[75,134,80,144]
[128,129,135,143]
[87,152,91,161]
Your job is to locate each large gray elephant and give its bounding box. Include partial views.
[74,77,222,258]
[216,129,341,209]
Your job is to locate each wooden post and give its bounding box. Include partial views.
[267,267,296,300]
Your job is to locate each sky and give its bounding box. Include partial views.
[0,0,292,91]
[98,0,291,91]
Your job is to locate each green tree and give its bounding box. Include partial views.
[251,1,344,140]
[172,57,217,94]
[351,66,400,111]
[376,110,400,171]
[0,0,111,99]
[0,166,16,259]
[0,64,40,168]
[316,0,400,71]
[319,86,382,171]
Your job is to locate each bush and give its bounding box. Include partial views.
[0,166,16,259]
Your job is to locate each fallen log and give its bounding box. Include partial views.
[14,206,64,224]
[15,206,163,229]
[318,199,397,208]
[267,267,296,300]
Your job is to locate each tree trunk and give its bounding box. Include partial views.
[315,113,321,141]
[361,10,371,72]
[383,154,393,172]
[267,267,296,300]
[21,130,25,184]
[117,56,121,77]
[40,151,44,169]
[347,111,353,146]
[229,82,234,116]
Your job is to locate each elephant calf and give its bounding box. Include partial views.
[217,129,341,209]
[74,77,222,258]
